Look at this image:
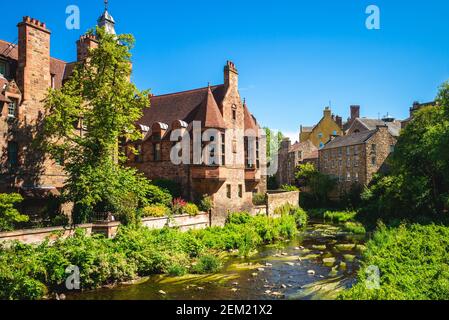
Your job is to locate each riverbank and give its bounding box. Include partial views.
[68,220,366,300]
[0,207,307,300]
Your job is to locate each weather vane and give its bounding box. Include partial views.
[104,0,109,11]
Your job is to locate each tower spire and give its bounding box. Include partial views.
[98,0,116,35]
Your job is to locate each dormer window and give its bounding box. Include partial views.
[0,61,6,77]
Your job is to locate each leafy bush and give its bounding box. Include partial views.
[192,255,222,274]
[274,204,308,228]
[340,224,449,300]
[0,193,29,232]
[252,193,267,206]
[198,195,213,212]
[324,210,357,223]
[152,179,182,198]
[280,185,299,192]
[141,205,171,218]
[172,198,187,216]
[146,185,173,207]
[342,222,366,235]
[183,203,200,217]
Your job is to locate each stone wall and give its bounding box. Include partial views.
[0,224,93,245]
[0,213,211,245]
[266,191,300,216]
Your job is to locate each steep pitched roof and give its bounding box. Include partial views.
[352,118,401,137]
[322,130,377,150]
[193,86,226,129]
[243,102,258,131]
[139,85,226,130]
[0,77,10,102]
[0,39,73,89]
[289,140,317,153]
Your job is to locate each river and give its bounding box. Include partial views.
[68,221,366,300]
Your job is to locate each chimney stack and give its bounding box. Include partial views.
[224,60,238,91]
[17,16,51,118]
[77,34,98,62]
[336,116,343,129]
[350,105,360,120]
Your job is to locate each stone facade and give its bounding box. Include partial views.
[128,62,267,226]
[300,107,344,149]
[319,126,396,193]
[276,138,318,186]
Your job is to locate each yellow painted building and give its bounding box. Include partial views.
[300,107,344,148]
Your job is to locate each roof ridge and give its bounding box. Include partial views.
[152,84,223,98]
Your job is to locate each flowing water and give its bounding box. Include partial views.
[68,221,366,300]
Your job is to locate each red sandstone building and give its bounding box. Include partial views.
[0,10,266,222]
[127,62,267,225]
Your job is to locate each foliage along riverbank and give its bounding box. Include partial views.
[0,206,307,300]
[340,223,449,300]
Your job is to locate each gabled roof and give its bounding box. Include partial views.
[139,85,226,131]
[244,102,258,131]
[322,130,377,150]
[351,118,401,137]
[289,140,317,153]
[301,126,313,133]
[0,39,73,89]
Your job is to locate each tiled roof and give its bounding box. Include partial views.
[139,85,226,131]
[193,86,226,129]
[0,39,74,89]
[244,102,258,131]
[289,140,317,153]
[301,126,313,133]
[322,130,376,150]
[355,118,401,137]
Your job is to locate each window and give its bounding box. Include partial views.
[347,172,351,182]
[297,151,303,159]
[346,158,351,168]
[338,148,342,158]
[226,185,232,199]
[318,132,323,138]
[339,160,342,168]
[355,172,359,182]
[221,133,226,166]
[346,146,351,156]
[371,156,376,166]
[354,155,359,167]
[135,144,143,163]
[153,143,161,161]
[319,142,324,149]
[354,145,359,155]
[51,74,56,89]
[333,130,337,135]
[256,137,260,169]
[7,142,18,168]
[232,105,237,121]
[8,100,17,118]
[371,144,377,153]
[238,185,243,198]
[0,61,6,76]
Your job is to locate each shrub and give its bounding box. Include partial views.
[252,193,267,206]
[340,224,449,300]
[0,193,29,232]
[192,255,222,274]
[152,179,182,198]
[280,185,299,192]
[141,205,170,218]
[183,203,199,217]
[146,185,173,207]
[198,195,213,212]
[273,204,308,228]
[324,210,357,223]
[342,222,366,235]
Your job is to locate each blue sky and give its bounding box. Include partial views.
[2,0,449,141]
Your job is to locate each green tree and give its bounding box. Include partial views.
[361,82,449,221]
[0,193,29,232]
[295,163,336,207]
[264,127,284,161]
[43,27,151,224]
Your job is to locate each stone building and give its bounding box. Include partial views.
[319,125,397,193]
[276,138,318,186]
[0,9,118,214]
[300,107,344,149]
[127,61,267,226]
[346,116,401,138]
[401,101,436,128]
